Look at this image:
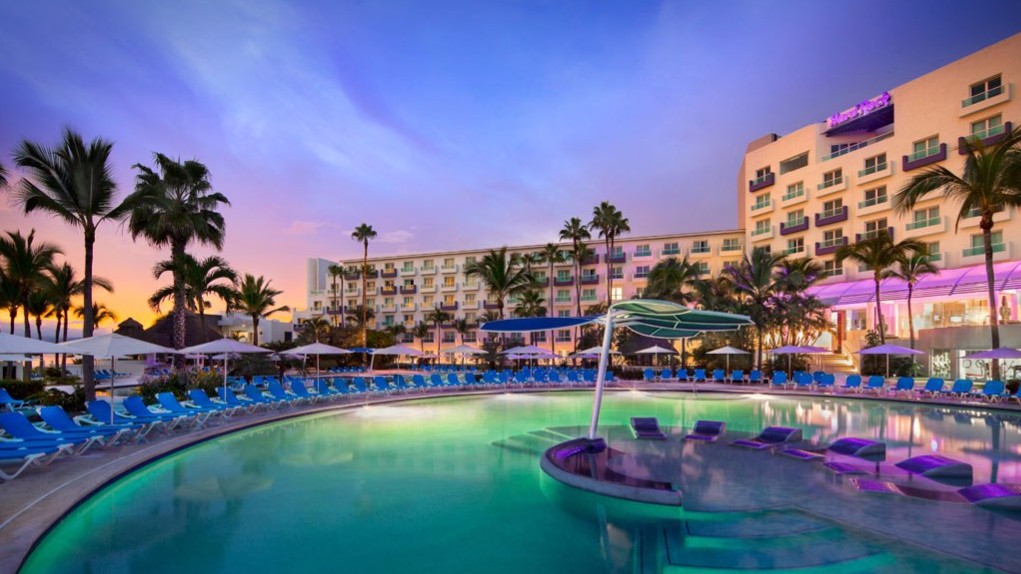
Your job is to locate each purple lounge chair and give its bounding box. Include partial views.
[630,417,667,440]
[730,426,802,449]
[683,420,726,442]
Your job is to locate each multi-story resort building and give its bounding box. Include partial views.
[299,32,1021,378]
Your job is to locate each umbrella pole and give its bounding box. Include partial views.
[886,354,890,378]
[587,314,614,440]
[223,354,229,407]
[110,356,115,424]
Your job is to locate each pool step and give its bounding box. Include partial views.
[490,428,570,455]
[683,510,830,538]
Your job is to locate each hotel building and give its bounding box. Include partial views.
[300,32,1021,378]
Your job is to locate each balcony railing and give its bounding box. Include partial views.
[820,131,894,161]
[749,172,775,192]
[483,302,501,310]
[440,282,458,291]
[553,277,574,286]
[903,143,947,172]
[963,243,1006,257]
[690,246,711,255]
[440,264,459,273]
[779,217,809,236]
[751,226,772,237]
[858,196,888,209]
[400,267,416,276]
[660,248,680,256]
[400,286,417,295]
[815,236,848,256]
[439,302,459,312]
[380,269,398,278]
[379,286,397,296]
[959,122,1012,154]
[721,243,742,252]
[781,188,805,202]
[815,206,848,227]
[607,252,627,263]
[633,250,652,258]
[858,162,887,178]
[856,227,894,242]
[782,247,805,256]
[906,216,941,231]
[817,176,844,191]
[962,85,1004,108]
[580,253,599,265]
[580,274,599,285]
[750,199,772,212]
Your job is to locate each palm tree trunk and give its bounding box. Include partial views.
[361,242,368,347]
[82,231,96,401]
[907,284,916,349]
[756,326,764,371]
[21,297,30,338]
[435,324,441,357]
[252,315,260,346]
[8,309,14,334]
[171,240,187,369]
[35,315,42,339]
[548,261,555,355]
[873,271,885,344]
[982,222,1001,380]
[574,249,583,350]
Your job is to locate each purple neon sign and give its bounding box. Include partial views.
[827,92,891,128]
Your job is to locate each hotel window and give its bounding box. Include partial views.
[822,260,843,278]
[582,288,597,301]
[403,296,413,306]
[786,209,805,226]
[971,114,1004,139]
[442,276,455,287]
[821,199,843,219]
[383,280,395,289]
[611,286,623,301]
[347,298,357,307]
[403,314,414,325]
[534,332,547,342]
[402,261,414,272]
[347,282,357,291]
[423,295,434,306]
[820,169,843,190]
[722,238,741,252]
[821,229,844,248]
[635,244,651,257]
[464,293,476,303]
[753,219,771,236]
[382,315,394,326]
[910,137,940,161]
[694,262,710,275]
[443,332,456,343]
[753,166,772,184]
[556,330,572,342]
[534,271,546,284]
[558,310,571,318]
[402,279,414,288]
[424,332,435,343]
[465,256,476,265]
[367,281,376,291]
[611,266,623,279]
[422,260,434,270]
[965,75,1003,106]
[442,257,455,269]
[581,269,597,280]
[423,277,434,288]
[662,242,680,255]
[925,241,942,262]
[786,238,804,255]
[384,262,395,271]
[610,245,624,257]
[751,192,771,211]
[966,231,1005,256]
[864,218,888,239]
[383,297,393,306]
[861,153,887,176]
[556,269,571,281]
[443,294,455,305]
[464,331,477,343]
[964,204,1004,219]
[860,186,887,208]
[556,289,570,303]
[367,298,376,308]
[783,182,804,201]
[635,265,650,278]
[465,312,476,323]
[692,240,710,254]
[779,152,809,174]
[909,207,940,230]
[635,287,645,298]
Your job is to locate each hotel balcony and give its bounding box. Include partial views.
[902,144,947,172]
[816,176,848,197]
[631,273,649,281]
[378,304,398,313]
[532,277,549,287]
[462,300,480,310]
[440,302,458,312]
[815,237,848,256]
[399,302,418,311]
[440,264,459,273]
[780,188,808,207]
[959,208,1010,229]
[483,301,501,310]
[400,267,416,276]
[720,243,743,254]
[419,285,437,293]
[857,196,891,216]
[607,252,627,264]
[904,215,947,239]
[580,274,600,285]
[440,282,459,292]
[855,227,894,242]
[554,298,573,306]
[779,217,809,236]
[750,225,774,242]
[379,286,397,296]
[632,250,653,259]
[748,172,775,192]
[553,277,574,287]
[580,253,599,266]
[815,206,848,227]
[344,287,360,295]
[419,266,438,275]
[857,162,893,185]
[962,242,1010,262]
[959,83,1011,117]
[750,198,774,214]
[380,269,398,279]
[820,131,895,161]
[959,122,1013,154]
[343,273,360,281]
[688,246,713,258]
[462,281,481,290]
[400,285,417,295]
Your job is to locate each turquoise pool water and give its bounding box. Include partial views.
[21,391,1021,573]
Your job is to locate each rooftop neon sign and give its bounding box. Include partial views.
[827,92,891,128]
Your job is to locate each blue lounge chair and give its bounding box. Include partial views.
[976,380,1007,402]
[85,400,163,437]
[188,389,241,416]
[920,378,945,397]
[712,369,726,383]
[730,370,745,384]
[863,376,886,394]
[630,417,666,440]
[0,411,103,454]
[748,370,762,384]
[351,377,370,393]
[839,375,862,392]
[643,368,656,382]
[942,379,973,398]
[463,373,479,388]
[794,372,814,390]
[218,388,259,413]
[313,380,343,400]
[411,374,429,390]
[123,396,190,429]
[0,388,26,412]
[769,372,788,388]
[816,374,835,390]
[676,369,689,382]
[684,420,726,442]
[659,368,673,381]
[242,384,280,408]
[730,426,803,449]
[0,442,72,480]
[289,380,322,403]
[267,381,304,405]
[896,454,972,480]
[373,376,392,394]
[447,373,462,387]
[892,377,915,396]
[959,483,1021,509]
[156,393,216,427]
[693,369,707,382]
[38,406,134,445]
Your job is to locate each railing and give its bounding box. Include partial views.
[751,173,772,186]
[633,250,652,258]
[907,147,940,162]
[817,176,844,191]
[970,123,1006,140]
[400,286,417,295]
[751,226,772,237]
[690,246,711,254]
[580,274,600,285]
[962,84,1004,108]
[781,189,804,201]
[906,216,940,231]
[858,196,888,209]
[721,243,742,252]
[858,162,887,177]
[553,277,574,286]
[818,237,846,249]
[751,200,772,211]
[749,172,775,192]
[782,247,805,256]
[607,252,627,263]
[660,248,680,256]
[963,243,1006,257]
[819,206,844,220]
[380,269,398,278]
[820,131,894,161]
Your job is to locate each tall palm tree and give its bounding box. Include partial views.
[351,223,377,346]
[723,248,784,369]
[150,254,237,342]
[896,127,1021,379]
[883,254,939,350]
[128,154,229,358]
[0,161,7,188]
[645,256,701,303]
[560,217,591,328]
[11,129,140,399]
[26,290,53,340]
[589,202,631,306]
[514,290,547,345]
[452,318,472,345]
[344,305,375,329]
[0,269,20,334]
[425,305,451,356]
[774,257,825,293]
[76,302,117,327]
[47,262,113,343]
[327,263,344,325]
[463,247,535,320]
[300,317,332,343]
[411,322,431,353]
[0,229,62,336]
[835,234,926,344]
[539,243,564,352]
[385,322,407,344]
[231,274,289,346]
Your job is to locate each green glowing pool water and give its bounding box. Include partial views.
[21,391,1021,573]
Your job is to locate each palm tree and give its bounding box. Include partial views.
[351,223,377,346]
[26,290,53,340]
[411,322,431,353]
[231,274,289,346]
[884,253,940,350]
[0,269,20,334]
[344,305,376,329]
[723,247,784,369]
[835,234,926,344]
[589,202,631,306]
[128,154,229,358]
[425,305,451,356]
[150,254,237,342]
[47,262,113,343]
[452,318,473,345]
[0,161,7,188]
[560,217,592,327]
[463,247,535,320]
[514,290,547,345]
[327,263,344,325]
[300,317,332,343]
[76,303,117,327]
[0,229,62,336]
[774,257,825,293]
[896,127,1021,379]
[385,322,407,344]
[645,256,701,303]
[539,243,564,352]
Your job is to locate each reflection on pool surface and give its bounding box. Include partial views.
[21,391,1021,573]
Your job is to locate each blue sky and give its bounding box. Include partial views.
[0,0,1019,319]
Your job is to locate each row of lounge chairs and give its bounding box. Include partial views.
[642,368,764,383]
[771,373,1018,402]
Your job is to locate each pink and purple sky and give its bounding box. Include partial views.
[1,1,1019,332]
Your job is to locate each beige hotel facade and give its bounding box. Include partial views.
[300,32,1021,378]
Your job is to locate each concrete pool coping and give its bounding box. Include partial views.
[4,382,1021,572]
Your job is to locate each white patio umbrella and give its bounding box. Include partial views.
[859,343,926,378]
[444,344,484,367]
[575,346,621,356]
[60,334,177,422]
[707,346,750,373]
[0,332,67,354]
[633,344,677,368]
[179,339,272,404]
[287,342,351,381]
[368,343,421,371]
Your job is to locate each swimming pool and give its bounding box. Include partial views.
[21,391,1021,573]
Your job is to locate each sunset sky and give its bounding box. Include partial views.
[1,1,1020,335]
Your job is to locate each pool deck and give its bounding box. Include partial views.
[3,381,1021,572]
